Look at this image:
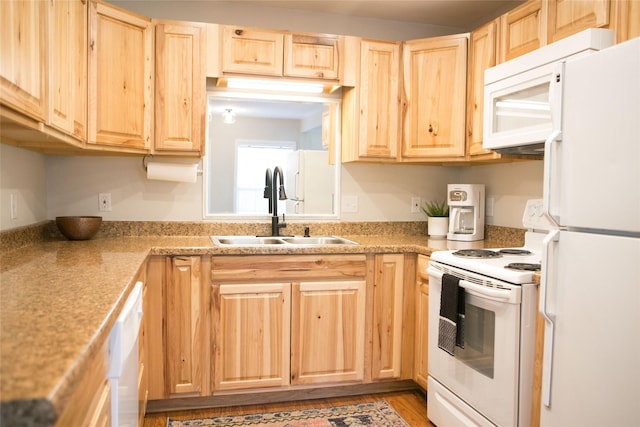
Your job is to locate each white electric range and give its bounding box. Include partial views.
[426,200,549,427]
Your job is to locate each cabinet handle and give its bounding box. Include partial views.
[428,124,438,136]
[235,29,243,36]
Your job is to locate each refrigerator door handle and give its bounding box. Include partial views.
[540,229,560,407]
[543,62,565,227]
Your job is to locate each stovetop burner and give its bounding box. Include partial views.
[505,263,541,272]
[498,248,533,256]
[452,249,502,259]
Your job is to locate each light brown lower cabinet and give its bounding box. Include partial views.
[145,255,211,400]
[212,254,368,391]
[148,253,416,402]
[371,254,405,380]
[413,255,430,390]
[291,280,366,384]
[214,282,291,390]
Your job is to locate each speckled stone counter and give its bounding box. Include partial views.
[0,227,522,426]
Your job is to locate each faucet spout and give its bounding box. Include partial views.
[271,166,288,236]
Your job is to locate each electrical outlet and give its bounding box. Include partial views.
[342,195,358,213]
[411,197,421,213]
[99,193,112,212]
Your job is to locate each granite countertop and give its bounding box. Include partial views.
[0,233,507,426]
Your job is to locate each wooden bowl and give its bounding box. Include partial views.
[55,216,103,240]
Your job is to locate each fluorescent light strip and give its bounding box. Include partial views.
[227,78,324,94]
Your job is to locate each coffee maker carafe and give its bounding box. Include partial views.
[447,184,485,241]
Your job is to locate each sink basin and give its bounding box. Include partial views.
[213,236,286,245]
[211,235,358,246]
[280,236,358,245]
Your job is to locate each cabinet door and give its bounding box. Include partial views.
[214,282,291,390]
[402,35,468,160]
[372,254,405,380]
[284,33,340,80]
[221,26,284,76]
[414,255,429,390]
[610,0,640,43]
[155,21,206,155]
[88,1,152,150]
[499,0,547,62]
[166,256,209,397]
[547,0,610,43]
[0,0,48,121]
[50,0,87,141]
[350,40,401,161]
[466,20,502,160]
[291,280,366,385]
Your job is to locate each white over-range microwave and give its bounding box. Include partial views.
[482,28,614,155]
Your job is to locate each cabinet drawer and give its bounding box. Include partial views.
[212,254,366,282]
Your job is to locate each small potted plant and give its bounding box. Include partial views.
[422,200,449,238]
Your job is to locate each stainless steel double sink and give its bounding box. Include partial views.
[211,235,358,246]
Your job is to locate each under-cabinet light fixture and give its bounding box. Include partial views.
[226,78,325,94]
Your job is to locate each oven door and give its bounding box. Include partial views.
[427,263,522,427]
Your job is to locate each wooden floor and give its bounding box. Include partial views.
[143,390,435,427]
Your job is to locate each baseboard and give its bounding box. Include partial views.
[146,380,421,413]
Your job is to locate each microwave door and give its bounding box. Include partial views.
[483,63,556,151]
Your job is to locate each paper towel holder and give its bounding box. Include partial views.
[142,155,202,176]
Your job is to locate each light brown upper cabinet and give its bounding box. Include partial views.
[611,0,640,43]
[283,33,341,80]
[154,21,206,156]
[221,27,284,76]
[50,0,87,142]
[402,34,468,160]
[466,19,502,160]
[547,0,610,43]
[499,0,548,62]
[88,0,153,152]
[1,0,48,122]
[219,26,342,81]
[342,39,401,162]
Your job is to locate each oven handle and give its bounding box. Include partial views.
[540,229,560,407]
[428,266,515,303]
[459,279,514,303]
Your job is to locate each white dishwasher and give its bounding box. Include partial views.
[108,281,143,427]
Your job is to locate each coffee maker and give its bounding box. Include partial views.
[447,184,485,241]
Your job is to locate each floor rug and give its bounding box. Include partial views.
[166,400,410,426]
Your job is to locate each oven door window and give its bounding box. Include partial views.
[455,302,496,378]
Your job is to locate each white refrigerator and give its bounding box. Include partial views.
[540,37,640,426]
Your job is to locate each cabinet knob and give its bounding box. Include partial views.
[235,29,243,36]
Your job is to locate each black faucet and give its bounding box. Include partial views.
[264,166,288,236]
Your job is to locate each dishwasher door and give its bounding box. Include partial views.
[108,281,143,427]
